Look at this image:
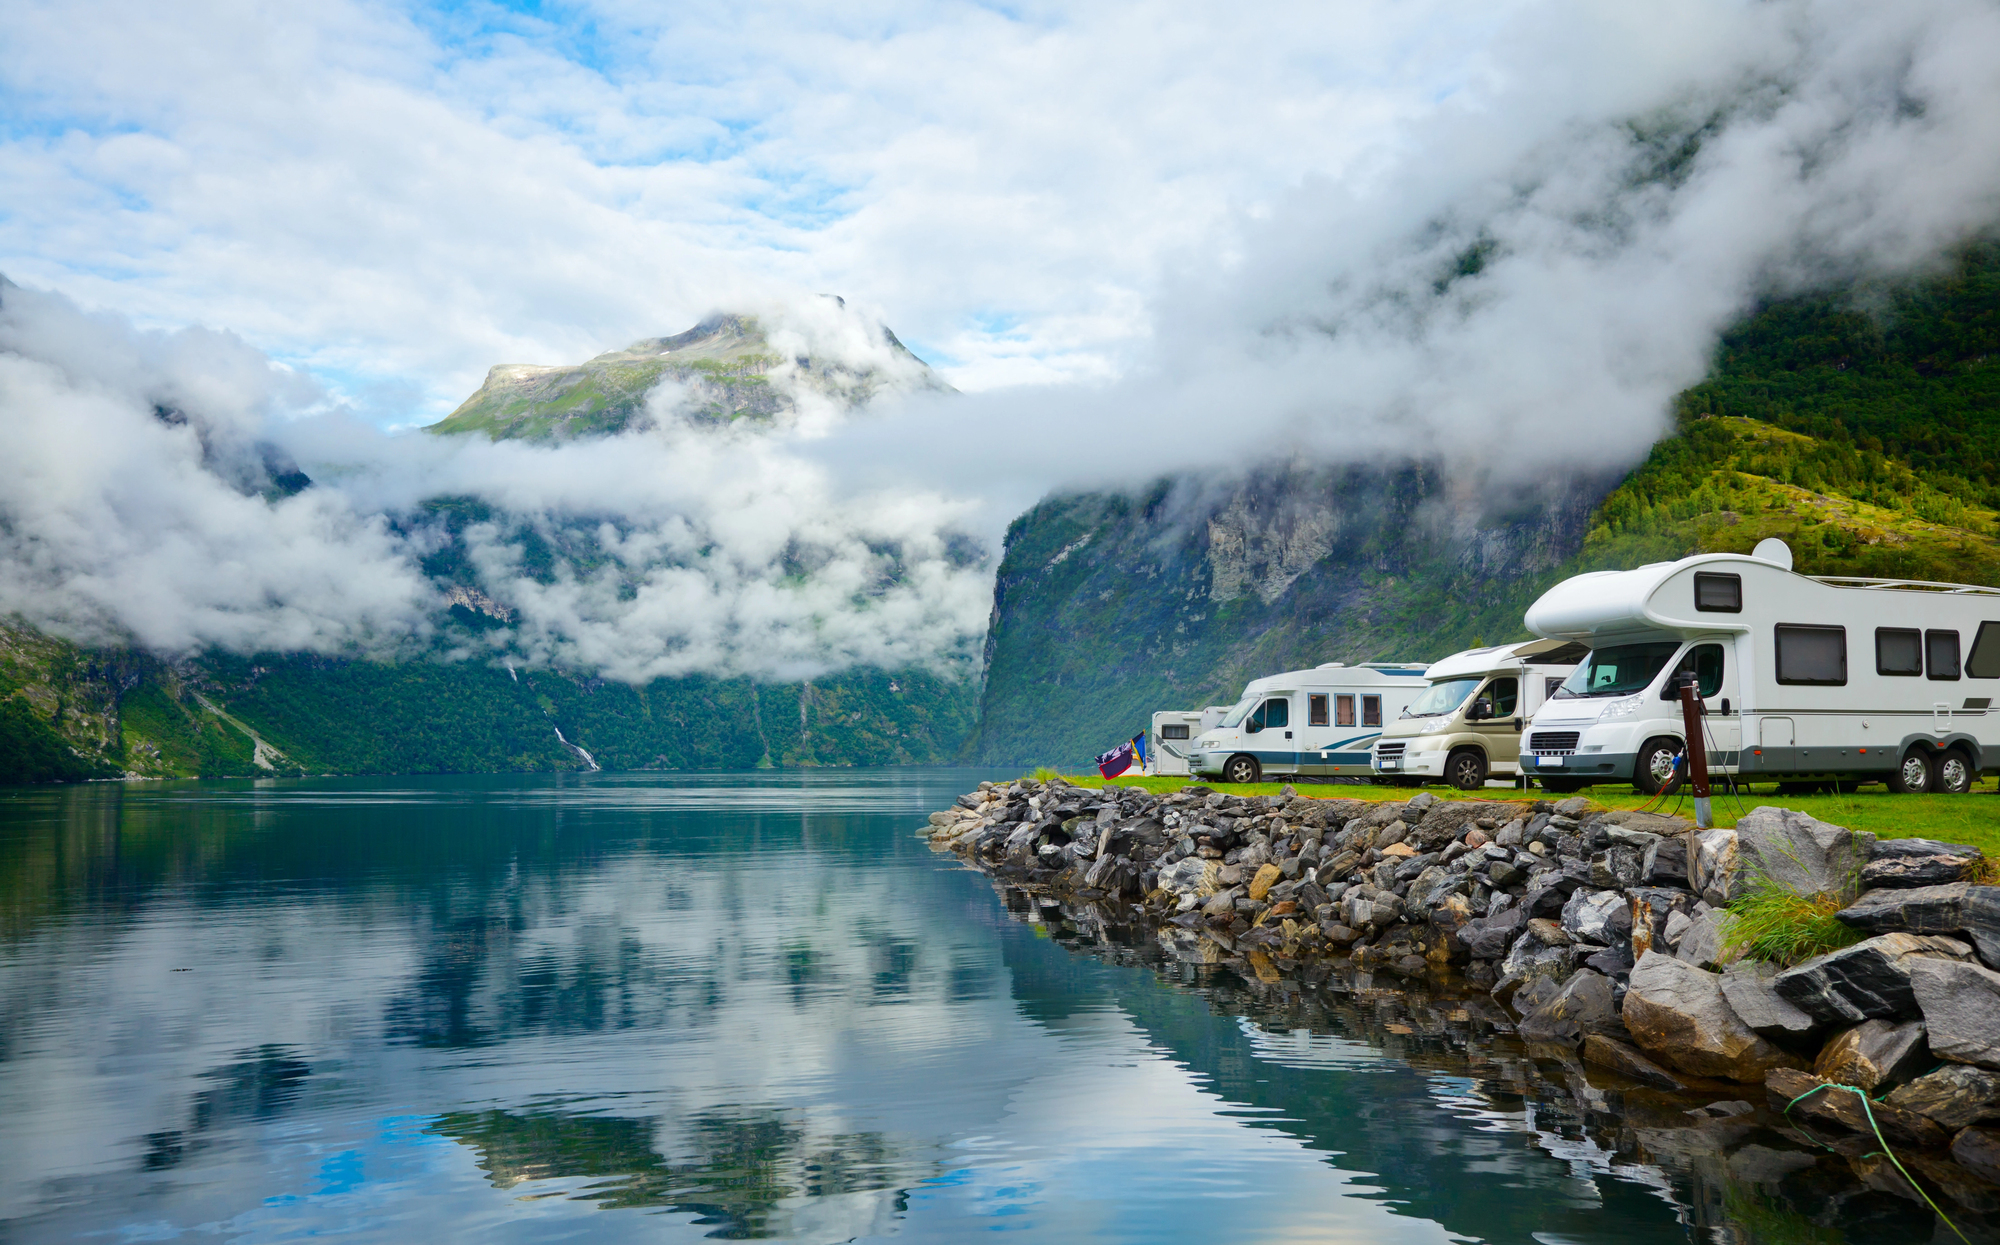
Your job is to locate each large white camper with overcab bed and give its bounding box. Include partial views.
[1519,539,2000,795]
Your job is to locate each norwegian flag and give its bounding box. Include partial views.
[1096,732,1147,779]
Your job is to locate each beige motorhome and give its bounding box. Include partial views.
[1370,639,1586,789]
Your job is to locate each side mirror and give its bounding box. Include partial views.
[1245,719,1261,734]
[1720,697,1731,715]
[1467,699,1492,721]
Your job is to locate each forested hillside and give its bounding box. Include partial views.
[966,243,2000,765]
[0,621,975,783]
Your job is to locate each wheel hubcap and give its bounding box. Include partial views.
[1943,758,1968,789]
[1903,757,1927,788]
[1650,752,1677,784]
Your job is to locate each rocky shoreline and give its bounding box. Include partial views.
[927,777,2000,1228]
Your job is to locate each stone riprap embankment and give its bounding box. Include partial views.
[929,778,2000,1206]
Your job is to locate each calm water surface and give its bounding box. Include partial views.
[0,771,1896,1242]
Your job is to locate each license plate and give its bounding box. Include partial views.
[1379,761,1399,771]
[1538,755,1563,767]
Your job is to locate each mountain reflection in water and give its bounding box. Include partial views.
[0,772,1959,1242]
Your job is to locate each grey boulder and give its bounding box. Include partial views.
[1811,1018,1930,1093]
[1460,905,1529,959]
[1629,886,1694,960]
[1561,889,1631,946]
[1622,950,1803,1082]
[1719,960,1824,1044]
[1911,957,2000,1070]
[1836,883,2000,968]
[1733,806,1873,900]
[1689,828,1743,907]
[1676,907,1741,970]
[1496,929,1577,1001]
[1883,1064,2000,1131]
[1862,853,1980,889]
[1773,932,1974,1023]
[1517,968,1628,1046]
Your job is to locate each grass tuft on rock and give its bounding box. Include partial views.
[1723,879,1866,966]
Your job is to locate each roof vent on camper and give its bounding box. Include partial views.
[1316,662,1346,669]
[1752,538,1794,571]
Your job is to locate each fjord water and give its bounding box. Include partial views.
[1,773,1716,1242]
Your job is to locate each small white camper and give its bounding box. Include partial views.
[1186,662,1431,785]
[1520,539,2000,794]
[1369,639,1586,788]
[1148,707,1231,776]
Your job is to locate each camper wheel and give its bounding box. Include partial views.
[1937,749,1974,794]
[1445,748,1488,791]
[1223,754,1262,785]
[1632,738,1682,796]
[1889,749,1934,794]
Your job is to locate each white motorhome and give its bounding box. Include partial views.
[1186,662,1431,785]
[1520,539,2000,794]
[1369,639,1587,788]
[1148,707,1231,776]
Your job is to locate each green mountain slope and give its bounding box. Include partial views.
[429,311,952,441]
[0,620,977,784]
[966,243,2000,766]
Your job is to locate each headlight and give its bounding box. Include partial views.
[1598,695,1646,721]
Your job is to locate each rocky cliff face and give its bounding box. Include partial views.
[964,462,1615,766]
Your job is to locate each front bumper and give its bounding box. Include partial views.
[1372,748,1443,777]
[1525,749,1638,780]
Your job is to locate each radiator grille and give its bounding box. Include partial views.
[1375,742,1406,759]
[1528,731,1580,754]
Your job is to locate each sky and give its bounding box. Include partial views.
[0,0,1506,416]
[2,0,1999,680]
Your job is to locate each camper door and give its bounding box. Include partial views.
[1664,640,1742,771]
[1243,692,1298,771]
[1466,675,1523,767]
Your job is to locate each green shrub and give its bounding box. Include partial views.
[1722,880,1865,966]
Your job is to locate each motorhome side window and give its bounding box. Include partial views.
[1334,694,1355,727]
[1775,624,1846,685]
[1309,694,1330,727]
[1361,695,1381,726]
[1877,628,1922,676]
[1693,571,1741,613]
[1928,630,1962,680]
[1487,678,1518,716]
[1161,723,1190,740]
[1970,622,2000,678]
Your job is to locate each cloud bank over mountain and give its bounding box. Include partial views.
[0,0,1997,681]
[0,282,992,680]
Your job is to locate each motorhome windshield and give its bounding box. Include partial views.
[1553,642,1682,699]
[1219,694,1259,728]
[1404,677,1480,718]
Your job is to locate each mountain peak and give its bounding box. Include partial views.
[429,307,951,441]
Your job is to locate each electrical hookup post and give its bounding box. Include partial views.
[1678,682,1713,829]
